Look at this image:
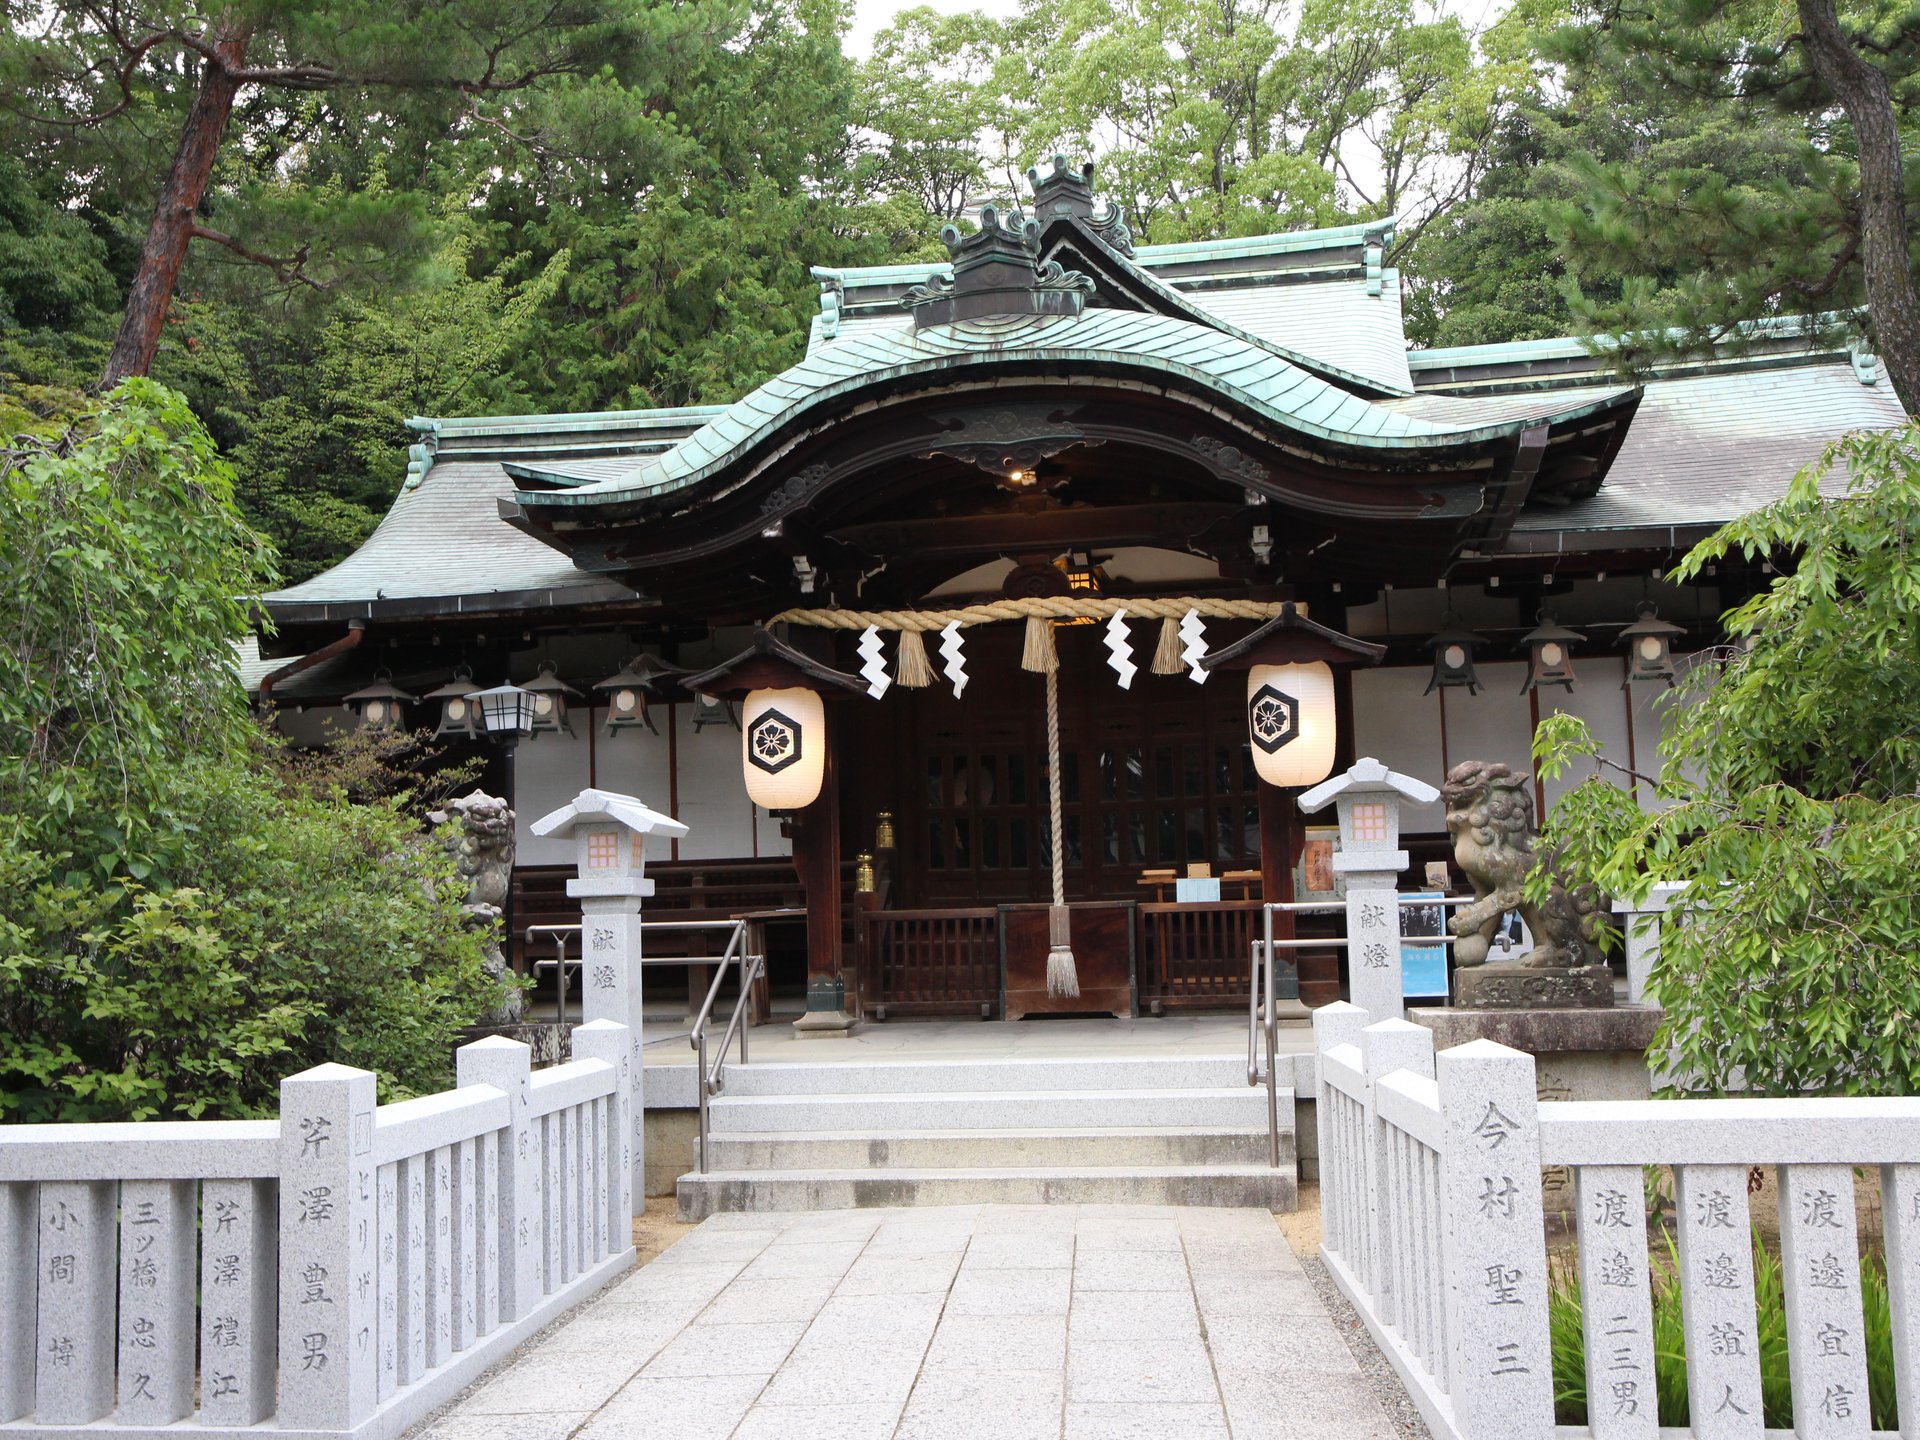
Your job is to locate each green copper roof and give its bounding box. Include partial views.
[514,308,1621,512]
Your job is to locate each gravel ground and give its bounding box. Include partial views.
[1275,1185,1431,1440]
[1297,1250,1432,1440]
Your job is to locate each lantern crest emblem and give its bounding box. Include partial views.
[1248,683,1300,753]
[747,708,805,774]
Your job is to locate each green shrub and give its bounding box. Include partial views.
[0,749,495,1121]
[0,382,496,1121]
[1550,1230,1898,1429]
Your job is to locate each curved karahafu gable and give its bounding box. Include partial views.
[507,307,1634,518]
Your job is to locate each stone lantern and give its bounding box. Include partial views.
[530,787,688,1213]
[1297,757,1440,1021]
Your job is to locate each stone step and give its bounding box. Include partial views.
[676,1164,1298,1219]
[699,1126,1292,1171]
[705,1086,1281,1134]
[717,1053,1251,1097]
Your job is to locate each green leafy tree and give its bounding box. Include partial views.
[0,383,493,1120]
[1534,425,1920,1097]
[0,0,655,384]
[1547,0,1920,414]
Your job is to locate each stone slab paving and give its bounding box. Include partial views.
[408,1205,1398,1440]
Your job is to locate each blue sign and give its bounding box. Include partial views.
[1400,890,1450,997]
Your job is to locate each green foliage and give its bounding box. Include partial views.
[0,750,494,1121]
[0,380,275,875]
[1536,426,1920,1096]
[1549,1229,1895,1428]
[0,384,493,1120]
[1537,0,1919,378]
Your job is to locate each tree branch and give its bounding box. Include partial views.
[188,225,327,291]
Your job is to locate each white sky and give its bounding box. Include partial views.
[845,0,1510,57]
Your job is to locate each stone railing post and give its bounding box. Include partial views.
[0,1185,33,1422]
[573,1021,636,1250]
[277,1063,379,1432]
[34,1180,116,1424]
[532,789,688,1216]
[1362,1018,1436,1328]
[1312,1001,1368,1269]
[456,1036,537,1323]
[1436,1039,1554,1440]
[1613,882,1685,1004]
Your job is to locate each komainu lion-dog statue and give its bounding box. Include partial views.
[1441,761,1611,1006]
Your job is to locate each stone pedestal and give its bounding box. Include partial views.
[1409,1004,1662,1220]
[1408,1005,1661,1101]
[1452,962,1613,1011]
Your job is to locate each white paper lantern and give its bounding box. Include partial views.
[1246,662,1337,787]
[741,686,827,809]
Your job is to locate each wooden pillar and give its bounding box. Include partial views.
[1258,781,1316,1006]
[792,744,855,1035]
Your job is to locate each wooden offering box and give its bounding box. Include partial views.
[1000,901,1136,1020]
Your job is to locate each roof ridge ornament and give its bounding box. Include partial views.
[1027,154,1134,256]
[902,202,1095,329]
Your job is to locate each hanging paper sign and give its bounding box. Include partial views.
[1179,609,1209,684]
[1103,609,1136,689]
[939,621,968,698]
[856,625,891,699]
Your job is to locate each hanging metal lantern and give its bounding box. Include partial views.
[1423,616,1484,696]
[742,686,827,809]
[1521,614,1583,693]
[594,654,688,735]
[1245,663,1339,788]
[423,668,479,739]
[1620,604,1685,685]
[343,673,415,732]
[522,661,581,738]
[693,692,740,732]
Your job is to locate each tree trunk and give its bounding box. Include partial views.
[101,26,252,387]
[1797,0,1920,417]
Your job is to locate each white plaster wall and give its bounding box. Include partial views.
[1350,666,1447,831]
[1535,656,1633,811]
[674,708,788,861]
[590,708,676,826]
[511,724,592,864]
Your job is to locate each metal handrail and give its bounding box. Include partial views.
[1247,893,1487,1165]
[689,919,766,1175]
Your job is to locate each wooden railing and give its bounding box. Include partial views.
[1137,900,1265,1008]
[862,908,1000,1017]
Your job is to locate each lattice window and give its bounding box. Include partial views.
[1350,802,1389,843]
[586,831,619,870]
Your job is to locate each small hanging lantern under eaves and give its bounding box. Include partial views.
[1423,616,1484,695]
[595,653,691,736]
[1619,603,1685,685]
[693,693,740,732]
[522,661,581,738]
[344,673,416,733]
[1521,614,1583,693]
[423,668,479,739]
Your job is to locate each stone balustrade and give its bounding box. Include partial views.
[1316,1002,1920,1440]
[0,1020,634,1438]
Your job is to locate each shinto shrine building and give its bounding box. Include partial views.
[248,158,1906,1027]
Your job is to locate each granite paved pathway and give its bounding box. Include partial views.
[408,1204,1399,1440]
